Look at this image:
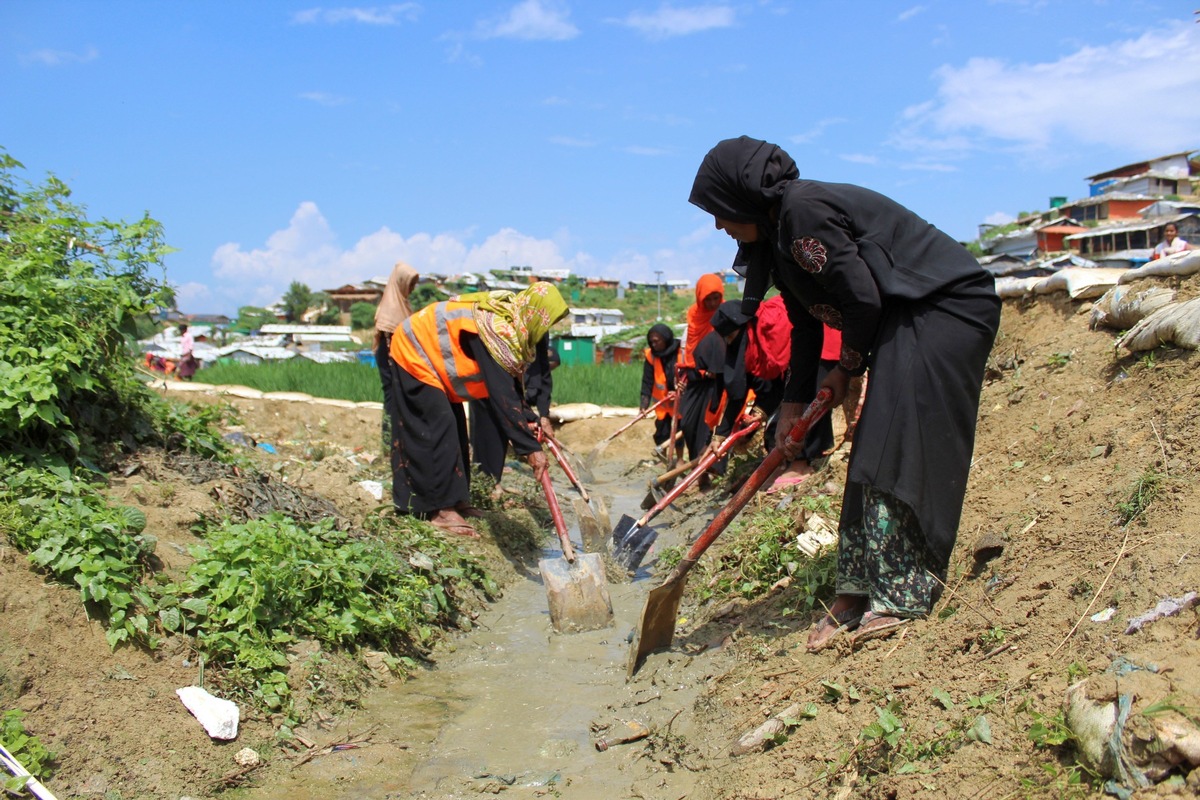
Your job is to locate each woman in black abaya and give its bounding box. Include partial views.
[689,136,1000,649]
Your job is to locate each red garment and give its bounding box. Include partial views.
[820,323,841,362]
[744,295,793,380]
[680,273,725,369]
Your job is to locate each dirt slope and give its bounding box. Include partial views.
[1,274,1198,799]
[680,275,1200,799]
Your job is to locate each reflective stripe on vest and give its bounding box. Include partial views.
[390,301,489,402]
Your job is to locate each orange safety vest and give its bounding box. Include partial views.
[390,301,489,403]
[644,347,672,420]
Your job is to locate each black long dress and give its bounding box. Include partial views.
[678,330,726,462]
[469,334,553,482]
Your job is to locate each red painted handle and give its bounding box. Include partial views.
[671,389,832,576]
[543,434,588,500]
[540,468,575,563]
[636,417,762,527]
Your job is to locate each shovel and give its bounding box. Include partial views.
[536,467,614,633]
[542,431,590,502]
[627,389,831,677]
[666,378,685,468]
[611,418,761,571]
[641,456,702,509]
[588,394,671,462]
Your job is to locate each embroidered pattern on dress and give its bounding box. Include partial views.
[791,237,827,273]
[840,344,863,371]
[807,304,843,329]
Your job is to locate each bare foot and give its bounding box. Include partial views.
[429,509,478,538]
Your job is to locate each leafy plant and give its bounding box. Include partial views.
[1,459,159,648]
[0,709,56,791]
[1028,709,1076,748]
[0,151,175,463]
[1046,351,1073,369]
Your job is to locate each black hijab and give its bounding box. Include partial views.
[710,300,752,338]
[689,137,798,315]
[647,322,680,358]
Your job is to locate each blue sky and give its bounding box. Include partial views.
[3,1,1198,316]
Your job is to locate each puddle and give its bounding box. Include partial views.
[246,470,720,799]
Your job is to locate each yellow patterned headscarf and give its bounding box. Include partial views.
[456,281,569,376]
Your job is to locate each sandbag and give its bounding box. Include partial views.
[1089,285,1177,331]
[1033,268,1128,300]
[995,276,1042,298]
[1116,297,1200,352]
[1118,249,1200,283]
[550,402,603,422]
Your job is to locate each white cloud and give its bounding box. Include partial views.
[291,4,420,25]
[617,4,735,39]
[839,153,879,165]
[896,20,1200,155]
[476,0,579,41]
[548,135,597,147]
[201,201,724,313]
[298,91,352,107]
[984,211,1016,226]
[19,46,99,67]
[898,161,957,172]
[897,5,926,22]
[789,118,847,145]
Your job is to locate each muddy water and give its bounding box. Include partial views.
[247,470,729,799]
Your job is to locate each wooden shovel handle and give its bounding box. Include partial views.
[539,468,575,563]
[543,433,589,501]
[636,418,761,527]
[603,395,671,443]
[667,390,832,581]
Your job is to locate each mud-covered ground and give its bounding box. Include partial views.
[1,272,1198,799]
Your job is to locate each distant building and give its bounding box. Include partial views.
[1064,213,1199,260]
[324,283,384,313]
[1086,150,1197,197]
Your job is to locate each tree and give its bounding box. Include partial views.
[349,301,377,330]
[410,284,448,312]
[234,306,277,333]
[281,281,313,322]
[0,150,174,460]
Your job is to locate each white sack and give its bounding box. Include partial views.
[1118,249,1200,283]
[1116,297,1200,352]
[1089,285,1177,331]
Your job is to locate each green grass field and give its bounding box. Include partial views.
[197,359,642,407]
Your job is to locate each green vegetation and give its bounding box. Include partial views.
[0,709,55,793]
[1116,468,1162,526]
[200,359,383,402]
[350,300,377,330]
[157,512,494,716]
[198,357,644,407]
[0,151,176,462]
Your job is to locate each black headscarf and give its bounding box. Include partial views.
[647,322,680,358]
[710,300,752,338]
[688,136,798,315]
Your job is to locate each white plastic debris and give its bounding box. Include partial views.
[358,480,384,501]
[1090,607,1116,623]
[796,514,837,557]
[176,686,240,740]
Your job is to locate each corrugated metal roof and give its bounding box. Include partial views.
[1065,213,1196,241]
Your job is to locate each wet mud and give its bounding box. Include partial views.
[246,435,726,799]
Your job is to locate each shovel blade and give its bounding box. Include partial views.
[612,522,657,571]
[572,497,607,554]
[627,577,687,677]
[539,553,614,634]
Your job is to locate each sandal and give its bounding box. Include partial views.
[429,510,479,539]
[850,612,910,644]
[806,597,867,653]
[456,504,486,519]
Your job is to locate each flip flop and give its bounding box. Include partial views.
[430,517,479,538]
[850,612,910,644]
[806,602,866,653]
[764,473,810,495]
